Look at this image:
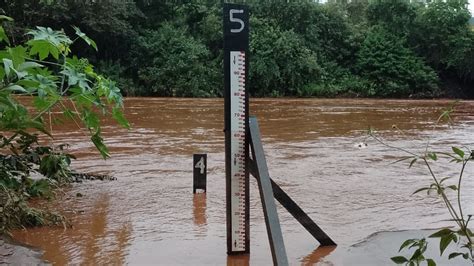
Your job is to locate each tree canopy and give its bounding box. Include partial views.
[1,0,472,98]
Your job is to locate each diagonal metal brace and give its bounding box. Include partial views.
[249,117,289,266]
[248,116,337,247]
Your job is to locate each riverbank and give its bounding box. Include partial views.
[0,236,46,265]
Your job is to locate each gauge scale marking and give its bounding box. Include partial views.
[224,3,249,255]
[230,51,246,251]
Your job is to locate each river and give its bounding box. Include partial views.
[11,98,474,265]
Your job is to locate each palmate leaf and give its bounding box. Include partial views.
[27,26,71,47]
[60,66,90,90]
[96,77,123,106]
[28,40,59,60]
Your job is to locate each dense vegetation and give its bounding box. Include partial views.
[0,15,128,235]
[0,0,473,98]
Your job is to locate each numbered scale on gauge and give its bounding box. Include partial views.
[229,50,247,252]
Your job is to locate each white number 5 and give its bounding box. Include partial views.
[230,9,244,33]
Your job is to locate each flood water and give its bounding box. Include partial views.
[12,98,474,265]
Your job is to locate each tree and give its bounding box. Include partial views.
[249,17,320,96]
[366,0,418,37]
[411,1,474,81]
[356,26,438,97]
[131,23,220,97]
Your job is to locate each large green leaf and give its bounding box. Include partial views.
[27,26,71,46]
[28,40,59,60]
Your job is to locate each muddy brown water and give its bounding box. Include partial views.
[11,98,474,265]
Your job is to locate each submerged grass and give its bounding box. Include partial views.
[0,183,67,236]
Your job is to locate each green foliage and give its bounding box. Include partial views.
[249,17,320,96]
[0,17,126,235]
[96,60,141,96]
[371,105,474,265]
[0,20,128,158]
[391,238,436,266]
[132,23,219,97]
[366,0,417,36]
[1,0,473,97]
[401,0,474,93]
[356,26,438,97]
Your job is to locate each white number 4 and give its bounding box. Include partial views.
[195,157,206,174]
[230,9,244,33]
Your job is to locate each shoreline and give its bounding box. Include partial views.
[0,236,47,265]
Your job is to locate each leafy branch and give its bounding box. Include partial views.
[369,105,473,265]
[0,20,129,159]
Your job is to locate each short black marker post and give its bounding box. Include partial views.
[193,154,207,193]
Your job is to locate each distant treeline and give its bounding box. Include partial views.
[1,0,473,98]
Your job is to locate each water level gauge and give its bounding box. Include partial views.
[224,3,249,255]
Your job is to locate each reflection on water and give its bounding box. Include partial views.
[193,193,207,234]
[10,98,474,265]
[227,254,250,266]
[13,194,132,265]
[301,246,337,266]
